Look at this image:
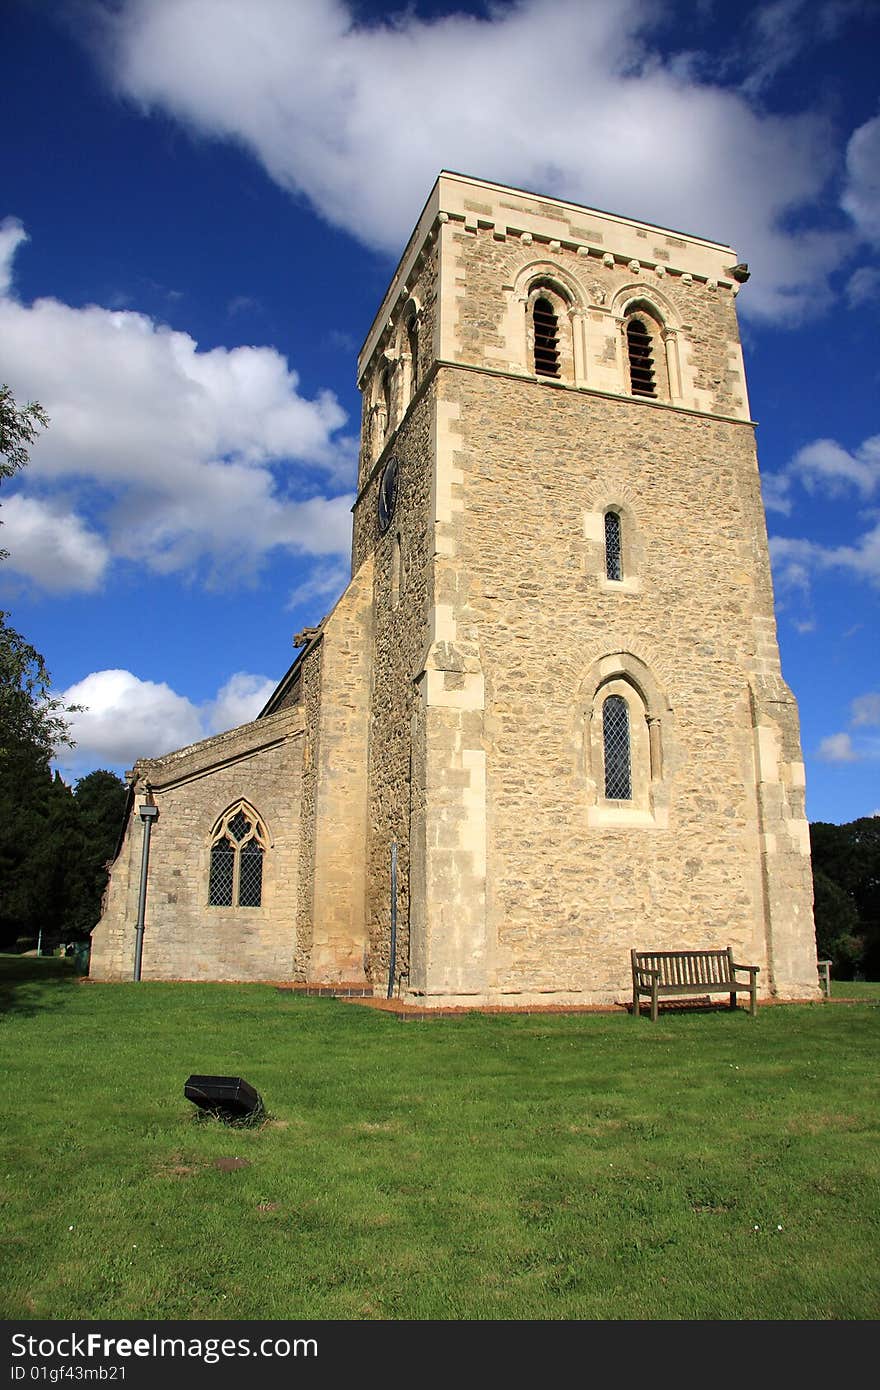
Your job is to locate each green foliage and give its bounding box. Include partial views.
[0,970,877,1320]
[0,382,115,949]
[811,819,880,979]
[0,381,48,481]
[0,767,127,950]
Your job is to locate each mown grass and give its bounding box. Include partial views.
[1,955,878,1320]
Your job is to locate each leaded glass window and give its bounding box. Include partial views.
[209,838,235,906]
[605,511,622,581]
[238,839,264,908]
[603,695,632,800]
[208,802,268,908]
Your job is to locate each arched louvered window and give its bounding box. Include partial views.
[407,313,419,397]
[381,364,392,432]
[603,694,632,800]
[605,511,622,581]
[626,317,656,397]
[208,803,268,908]
[533,297,560,377]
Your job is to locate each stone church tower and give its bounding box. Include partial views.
[91,172,819,1005]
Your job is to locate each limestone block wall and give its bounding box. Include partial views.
[356,385,434,993]
[90,708,303,982]
[437,367,817,1002]
[293,641,323,980]
[307,556,375,982]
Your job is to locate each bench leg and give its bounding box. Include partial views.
[750,979,757,1017]
[651,983,658,1023]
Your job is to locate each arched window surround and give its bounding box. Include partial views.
[584,481,644,594]
[611,286,682,403]
[207,801,271,909]
[512,262,586,385]
[576,650,674,829]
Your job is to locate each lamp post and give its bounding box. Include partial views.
[133,784,159,982]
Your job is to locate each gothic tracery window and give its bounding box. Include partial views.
[208,803,268,908]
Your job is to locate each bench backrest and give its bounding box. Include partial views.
[632,949,733,986]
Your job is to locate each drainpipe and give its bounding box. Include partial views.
[133,784,159,982]
[387,841,398,999]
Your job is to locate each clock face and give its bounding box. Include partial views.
[377,457,399,535]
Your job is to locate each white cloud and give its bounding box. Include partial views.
[0,227,355,594]
[286,560,349,613]
[58,665,279,772]
[60,669,205,766]
[842,112,880,245]
[760,472,792,515]
[771,519,880,591]
[845,265,880,307]
[791,435,880,498]
[0,218,28,297]
[817,732,860,763]
[851,692,880,727]
[0,495,109,591]
[95,0,854,322]
[205,672,278,732]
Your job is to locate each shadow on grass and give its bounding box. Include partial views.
[0,954,81,1017]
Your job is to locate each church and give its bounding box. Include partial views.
[90,171,820,1005]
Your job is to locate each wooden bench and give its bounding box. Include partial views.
[631,948,759,1021]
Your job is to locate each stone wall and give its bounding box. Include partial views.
[388,177,817,1005]
[90,708,303,981]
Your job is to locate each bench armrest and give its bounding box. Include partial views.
[731,962,759,975]
[634,965,660,984]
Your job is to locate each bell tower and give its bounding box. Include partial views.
[353,171,819,1007]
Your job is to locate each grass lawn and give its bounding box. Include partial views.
[1,955,878,1320]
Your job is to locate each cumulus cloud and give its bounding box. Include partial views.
[771,520,880,593]
[816,692,880,767]
[842,112,880,245]
[845,265,880,307]
[0,218,28,297]
[851,692,880,727]
[817,731,860,763]
[286,560,350,613]
[60,669,206,766]
[204,672,278,733]
[791,435,880,498]
[88,0,856,322]
[58,666,278,773]
[0,495,109,592]
[760,472,792,515]
[0,225,355,594]
[768,433,880,602]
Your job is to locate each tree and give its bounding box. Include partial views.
[0,382,48,481]
[811,818,880,979]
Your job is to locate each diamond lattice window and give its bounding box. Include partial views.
[208,803,268,908]
[208,838,235,907]
[605,511,622,581]
[603,695,632,800]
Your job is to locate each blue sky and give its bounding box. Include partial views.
[1,0,878,824]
